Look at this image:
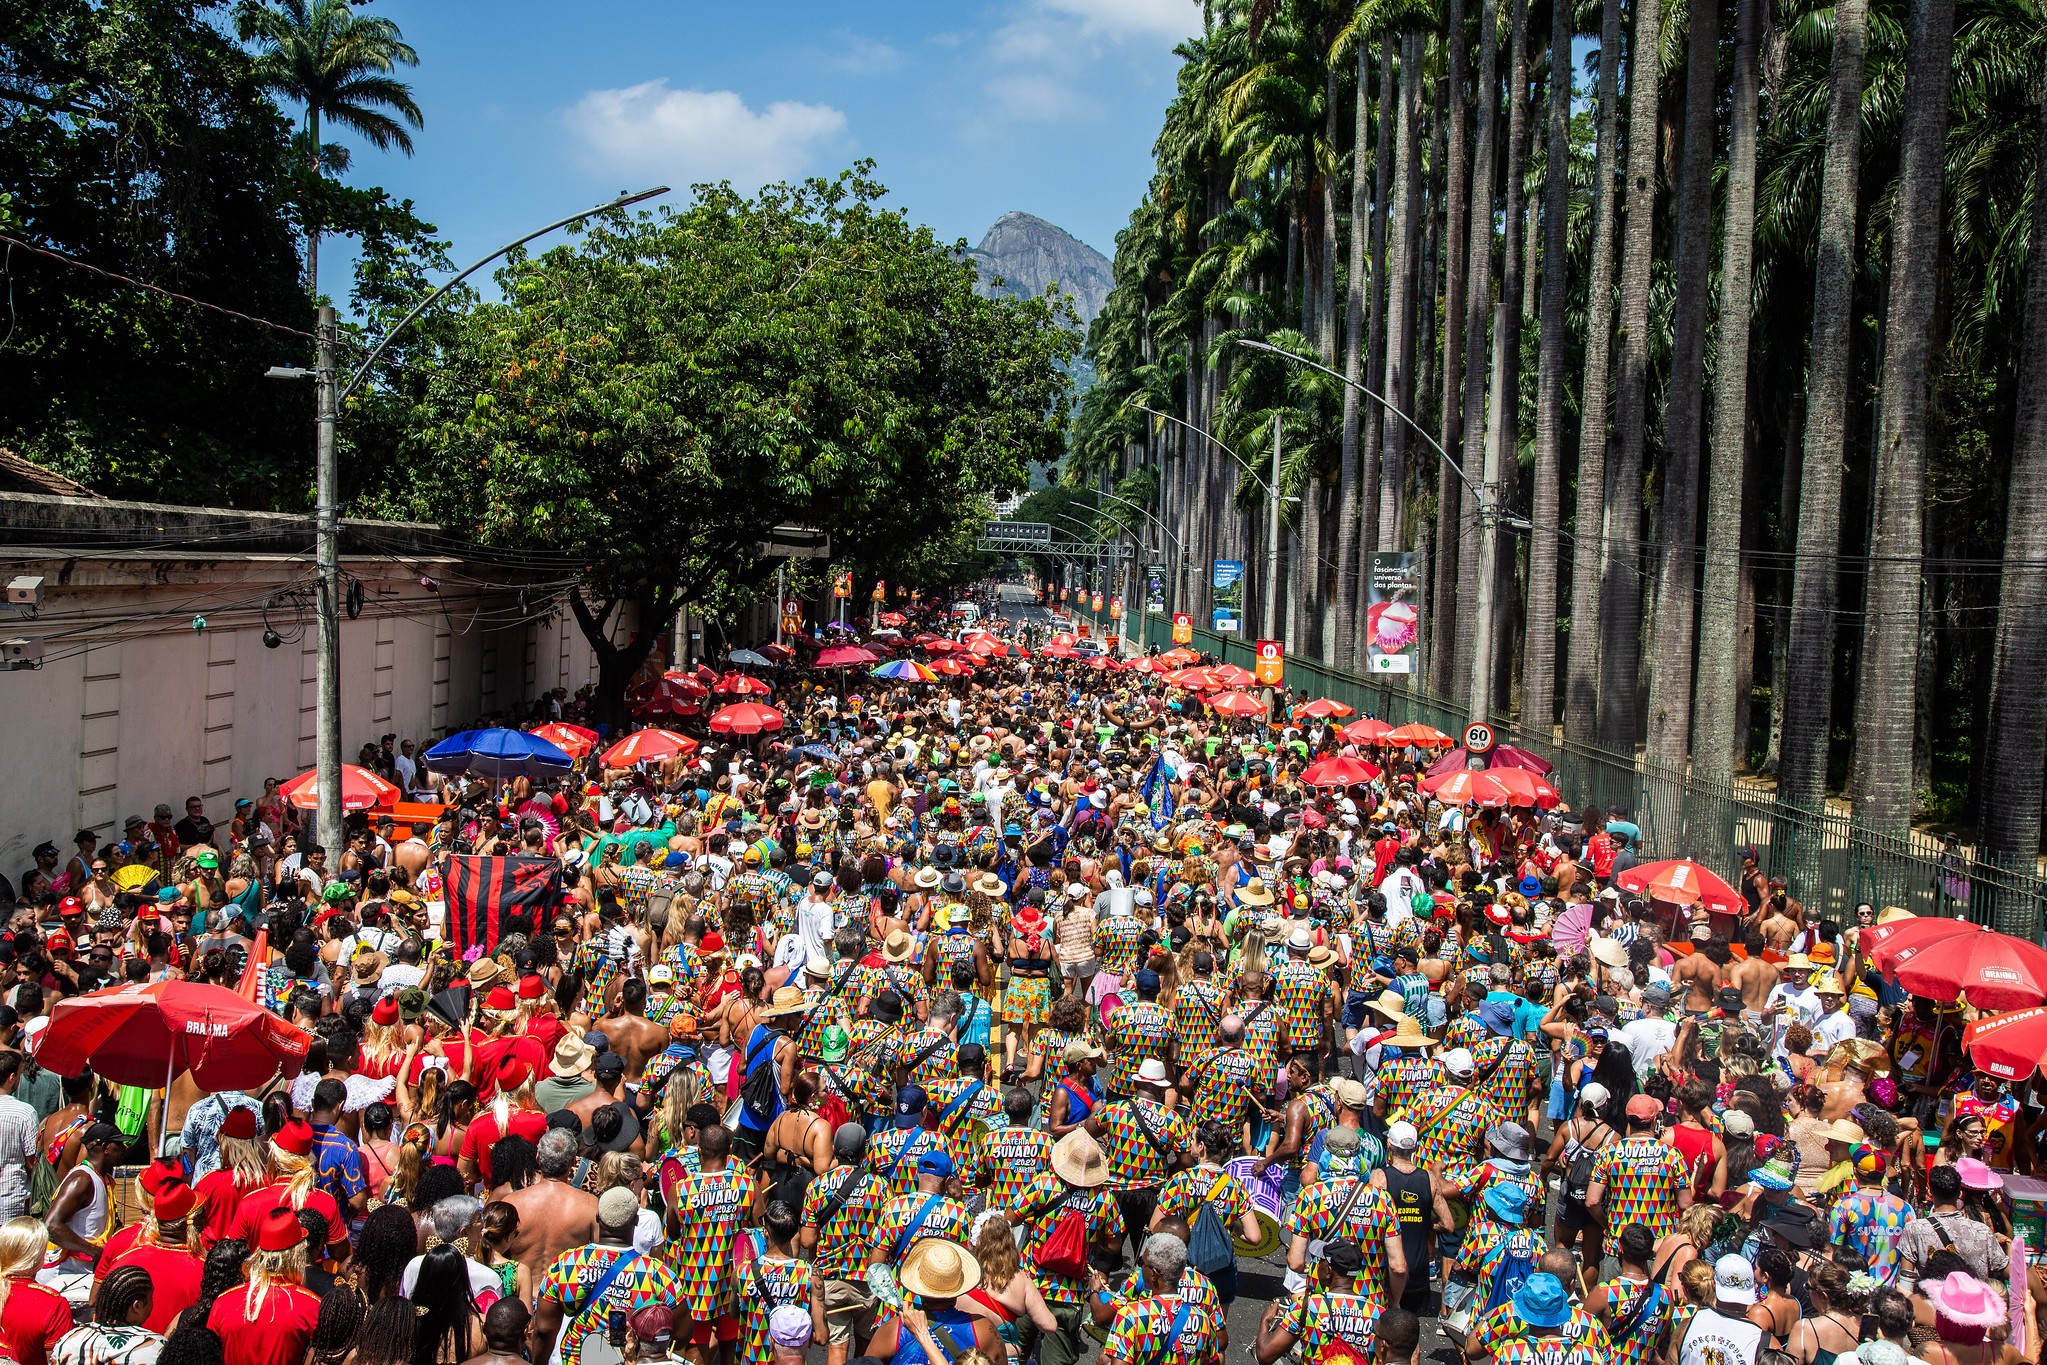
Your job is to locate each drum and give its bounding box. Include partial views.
[1226,1156,1285,1258]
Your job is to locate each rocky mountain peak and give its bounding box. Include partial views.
[966,212,1113,326]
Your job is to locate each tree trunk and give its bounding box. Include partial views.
[1693,0,1765,785]
[1598,0,1665,756]
[1776,0,1868,813]
[1456,0,1502,704]
[1433,0,1473,693]
[1381,31,1426,560]
[1848,0,1954,836]
[1643,0,1722,789]
[1979,90,2047,902]
[1336,39,1378,669]
[1525,0,1573,736]
[1487,0,1531,715]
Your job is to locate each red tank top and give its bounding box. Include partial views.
[1669,1122,1717,1193]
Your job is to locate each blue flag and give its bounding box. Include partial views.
[1141,753,1175,832]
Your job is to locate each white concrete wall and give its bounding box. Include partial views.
[0,553,617,885]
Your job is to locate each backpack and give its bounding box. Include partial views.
[1479,1229,1540,1322]
[1563,1122,1608,1202]
[738,1028,783,1127]
[1032,1197,1092,1279]
[1186,1173,1236,1274]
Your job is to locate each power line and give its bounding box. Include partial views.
[0,233,317,339]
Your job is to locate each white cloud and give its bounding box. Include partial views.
[1036,0,1202,40]
[989,72,1098,121]
[563,81,847,190]
[830,33,905,74]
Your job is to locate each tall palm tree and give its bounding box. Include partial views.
[1692,0,1765,784]
[237,0,423,298]
[1598,0,1665,755]
[1433,0,1473,695]
[1482,0,1532,714]
[1382,31,1427,558]
[1524,0,1574,735]
[1979,95,2047,910]
[1644,0,1723,789]
[1455,0,1503,704]
[1334,36,1380,669]
[1563,0,1625,753]
[1849,0,1958,836]
[1775,0,1868,815]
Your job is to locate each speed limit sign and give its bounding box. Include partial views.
[1463,721,1497,754]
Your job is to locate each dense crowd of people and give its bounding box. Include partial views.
[0,588,2040,1365]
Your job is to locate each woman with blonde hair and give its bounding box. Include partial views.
[961,1215,1056,1360]
[208,1210,320,1365]
[193,1109,268,1250]
[0,1218,72,1365]
[224,1121,345,1258]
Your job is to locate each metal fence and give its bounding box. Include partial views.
[1111,611,2047,940]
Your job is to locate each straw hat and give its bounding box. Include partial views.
[1363,990,1408,1021]
[1382,1016,1436,1048]
[1822,1038,1890,1079]
[913,867,942,890]
[1236,879,1275,907]
[759,986,813,1018]
[550,1035,596,1077]
[883,930,916,963]
[1878,905,1915,925]
[897,1238,983,1301]
[1589,936,1628,968]
[974,873,1006,898]
[467,957,506,991]
[1049,1129,1110,1188]
[1821,1118,1867,1146]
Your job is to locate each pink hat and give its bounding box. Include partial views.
[1926,1272,2006,1329]
[1954,1157,2004,1192]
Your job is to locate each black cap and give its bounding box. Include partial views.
[594,1052,626,1078]
[82,1123,124,1148]
[544,1110,581,1132]
[1323,1238,1365,1275]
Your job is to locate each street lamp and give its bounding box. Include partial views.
[1232,336,1498,722]
[270,185,669,853]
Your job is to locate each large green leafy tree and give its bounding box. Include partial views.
[363,169,1075,723]
[0,0,317,504]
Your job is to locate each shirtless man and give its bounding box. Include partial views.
[1670,928,1726,1015]
[595,978,668,1084]
[500,1128,599,1295]
[457,1300,531,1365]
[1728,931,1781,1013]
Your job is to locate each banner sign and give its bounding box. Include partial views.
[1366,552,1422,673]
[1212,560,1245,633]
[871,580,886,602]
[1091,591,1104,613]
[1109,596,1123,621]
[1254,638,1285,686]
[445,855,564,957]
[1145,566,1165,616]
[832,572,852,599]
[1171,612,1193,645]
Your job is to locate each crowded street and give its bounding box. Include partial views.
[0,587,2038,1365]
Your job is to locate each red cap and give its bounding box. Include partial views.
[57,897,83,918]
[516,975,545,1001]
[219,1108,258,1141]
[485,987,516,1012]
[371,997,400,1026]
[140,1158,185,1198]
[272,1119,315,1157]
[256,1206,307,1252]
[152,1178,196,1222]
[46,932,72,954]
[495,1056,532,1091]
[312,906,346,928]
[700,932,725,956]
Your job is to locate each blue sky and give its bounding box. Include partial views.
[320,0,1205,304]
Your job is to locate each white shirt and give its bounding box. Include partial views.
[1617,1014,1678,1078]
[1765,982,1822,1057]
[1812,1007,1859,1052]
[1378,866,1425,918]
[393,753,418,790]
[795,894,834,967]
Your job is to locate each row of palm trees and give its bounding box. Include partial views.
[1071,0,2047,859]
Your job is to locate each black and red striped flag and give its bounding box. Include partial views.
[443,855,563,958]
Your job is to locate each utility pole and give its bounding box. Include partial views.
[1470,419,1500,724]
[313,304,343,855]
[1266,413,1282,640]
[775,562,785,649]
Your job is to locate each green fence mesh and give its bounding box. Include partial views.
[1083,608,2047,939]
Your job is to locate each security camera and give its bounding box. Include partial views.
[0,638,42,670]
[5,577,43,608]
